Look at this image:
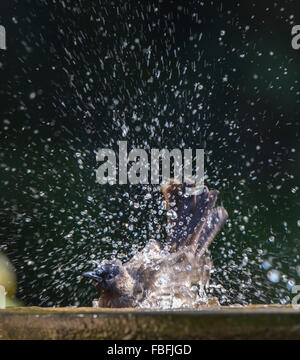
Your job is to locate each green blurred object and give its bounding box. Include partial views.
[0,253,20,306]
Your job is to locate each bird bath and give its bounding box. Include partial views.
[1,305,300,340]
[1,1,300,343]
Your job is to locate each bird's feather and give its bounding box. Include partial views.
[195,206,228,257]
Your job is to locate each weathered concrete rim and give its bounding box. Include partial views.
[1,305,300,340]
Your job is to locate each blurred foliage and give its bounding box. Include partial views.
[0,252,21,306]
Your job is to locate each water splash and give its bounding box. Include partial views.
[0,1,299,307]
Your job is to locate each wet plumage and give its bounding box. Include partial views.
[82,179,228,308]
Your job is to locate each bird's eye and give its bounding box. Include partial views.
[95,268,106,276]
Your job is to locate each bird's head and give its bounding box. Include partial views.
[82,260,134,304]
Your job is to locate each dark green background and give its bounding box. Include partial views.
[0,0,299,306]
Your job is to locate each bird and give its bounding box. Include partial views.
[82,178,228,308]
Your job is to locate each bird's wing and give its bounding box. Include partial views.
[162,178,227,254]
[195,206,228,257]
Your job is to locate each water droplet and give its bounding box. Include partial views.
[167,209,177,219]
[287,279,295,291]
[144,193,151,200]
[29,92,36,100]
[267,269,280,283]
[262,260,271,270]
[268,236,275,243]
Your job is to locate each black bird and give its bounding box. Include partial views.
[82,179,228,308]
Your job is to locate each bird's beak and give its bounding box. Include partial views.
[82,271,102,283]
